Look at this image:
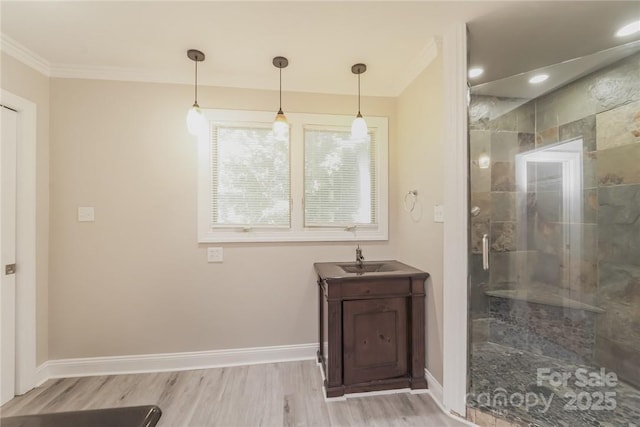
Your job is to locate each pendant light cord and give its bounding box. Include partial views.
[279,67,283,112]
[194,60,198,105]
[358,73,361,115]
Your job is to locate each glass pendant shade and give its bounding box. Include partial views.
[351,114,368,140]
[273,109,288,136]
[186,103,206,135]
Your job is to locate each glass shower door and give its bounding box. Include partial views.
[467,45,640,427]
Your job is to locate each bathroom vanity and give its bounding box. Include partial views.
[314,260,429,398]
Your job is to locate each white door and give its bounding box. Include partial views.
[1,106,18,405]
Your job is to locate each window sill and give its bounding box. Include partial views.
[197,228,388,243]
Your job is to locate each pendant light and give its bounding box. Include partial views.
[272,56,289,137]
[351,63,368,140]
[186,49,206,135]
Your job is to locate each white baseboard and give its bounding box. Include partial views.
[425,368,444,406]
[35,364,49,387]
[36,343,317,384]
[425,368,477,427]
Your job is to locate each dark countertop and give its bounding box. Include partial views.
[314,260,429,282]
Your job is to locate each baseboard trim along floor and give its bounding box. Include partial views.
[423,370,477,427]
[424,368,444,406]
[36,343,318,385]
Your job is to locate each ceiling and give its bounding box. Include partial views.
[467,1,640,85]
[1,1,639,97]
[0,1,507,97]
[472,39,640,99]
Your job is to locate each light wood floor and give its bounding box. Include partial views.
[0,360,468,426]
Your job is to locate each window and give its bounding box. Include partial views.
[198,109,388,242]
[211,124,290,227]
[304,128,376,227]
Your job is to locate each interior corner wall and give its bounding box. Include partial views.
[395,53,445,383]
[0,52,50,365]
[48,78,398,359]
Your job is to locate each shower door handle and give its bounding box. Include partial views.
[482,234,489,271]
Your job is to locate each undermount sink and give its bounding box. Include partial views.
[338,262,398,274]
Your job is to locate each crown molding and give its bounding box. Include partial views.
[49,64,191,86]
[1,31,430,97]
[0,32,192,86]
[392,37,439,96]
[0,33,50,76]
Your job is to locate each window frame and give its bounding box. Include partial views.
[197,109,388,243]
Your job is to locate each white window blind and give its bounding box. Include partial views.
[198,109,388,243]
[211,123,290,227]
[304,128,376,227]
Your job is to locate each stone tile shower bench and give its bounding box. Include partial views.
[485,289,604,364]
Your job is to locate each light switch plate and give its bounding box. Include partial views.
[433,205,444,223]
[207,247,223,263]
[78,207,95,222]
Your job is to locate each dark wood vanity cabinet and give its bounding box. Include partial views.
[343,297,408,386]
[315,261,429,398]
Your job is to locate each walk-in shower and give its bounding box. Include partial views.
[467,40,640,426]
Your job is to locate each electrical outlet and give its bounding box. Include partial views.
[207,247,223,263]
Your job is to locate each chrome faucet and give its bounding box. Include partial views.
[356,245,365,268]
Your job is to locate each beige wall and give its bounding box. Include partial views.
[395,53,445,383]
[1,53,50,364]
[48,78,398,358]
[1,51,447,376]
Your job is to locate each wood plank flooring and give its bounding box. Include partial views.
[0,360,468,426]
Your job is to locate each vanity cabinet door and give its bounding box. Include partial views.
[342,297,407,385]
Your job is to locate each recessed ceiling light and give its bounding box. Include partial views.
[529,74,549,84]
[468,67,484,79]
[616,20,640,37]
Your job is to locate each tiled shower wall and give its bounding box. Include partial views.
[468,96,535,345]
[469,52,640,386]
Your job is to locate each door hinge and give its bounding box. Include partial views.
[5,264,16,275]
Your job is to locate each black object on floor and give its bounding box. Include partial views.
[0,405,161,427]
